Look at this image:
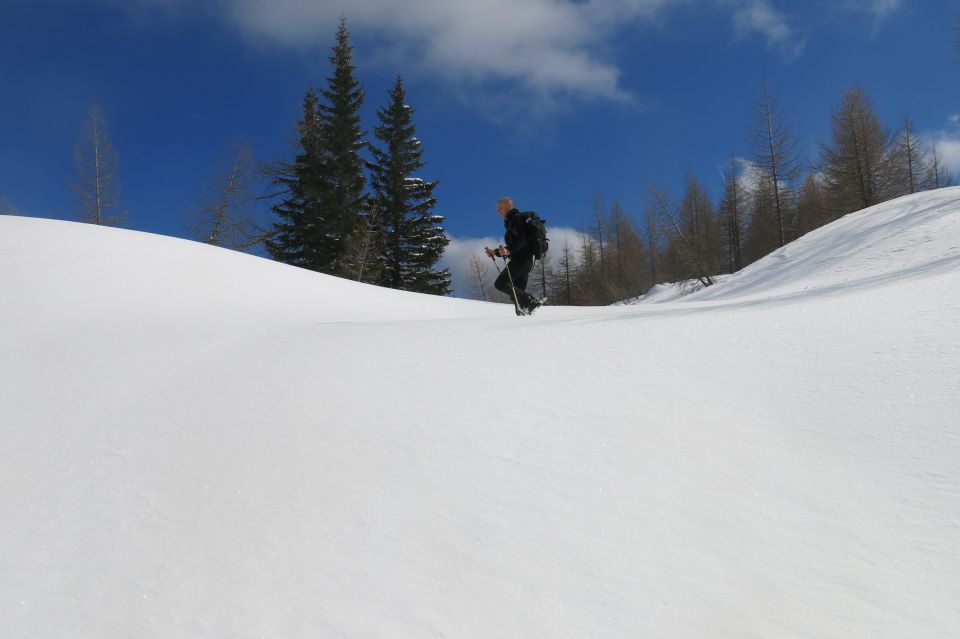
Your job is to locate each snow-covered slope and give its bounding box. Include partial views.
[690,188,960,303]
[2,190,960,638]
[616,275,732,304]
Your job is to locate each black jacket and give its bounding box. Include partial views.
[500,209,530,258]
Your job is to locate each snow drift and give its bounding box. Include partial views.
[2,189,960,638]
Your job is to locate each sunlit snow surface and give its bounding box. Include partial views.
[2,189,959,638]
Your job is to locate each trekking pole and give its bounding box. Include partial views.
[500,255,524,314]
[486,248,524,314]
[488,251,501,273]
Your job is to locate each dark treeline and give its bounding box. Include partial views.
[264,18,450,295]
[66,17,956,305]
[469,84,954,306]
[69,17,451,296]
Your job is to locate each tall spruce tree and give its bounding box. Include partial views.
[317,17,368,275]
[267,18,367,275]
[370,75,450,295]
[266,89,324,269]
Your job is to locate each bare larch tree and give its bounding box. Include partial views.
[72,105,123,226]
[751,86,799,248]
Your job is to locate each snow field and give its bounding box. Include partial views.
[2,189,959,637]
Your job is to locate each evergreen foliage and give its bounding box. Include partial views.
[317,17,368,276]
[266,90,325,269]
[251,21,956,305]
[267,18,367,275]
[370,75,450,295]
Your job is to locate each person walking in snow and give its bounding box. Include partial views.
[485,197,543,315]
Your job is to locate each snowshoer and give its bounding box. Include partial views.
[485,197,544,315]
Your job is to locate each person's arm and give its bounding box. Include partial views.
[486,246,506,258]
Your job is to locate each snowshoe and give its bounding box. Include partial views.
[524,297,547,315]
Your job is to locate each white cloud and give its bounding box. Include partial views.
[838,0,902,33]
[727,0,805,60]
[198,0,673,103]
[100,0,824,104]
[441,234,503,299]
[919,116,960,179]
[869,0,901,17]
[441,227,588,298]
[913,117,960,183]
[844,0,901,19]
[728,156,765,193]
[933,135,960,177]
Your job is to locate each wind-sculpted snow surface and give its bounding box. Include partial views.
[688,187,960,303]
[1,192,959,638]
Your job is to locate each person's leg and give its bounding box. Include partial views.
[494,268,513,297]
[508,254,535,308]
[493,263,526,313]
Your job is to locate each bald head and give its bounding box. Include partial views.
[497,197,514,218]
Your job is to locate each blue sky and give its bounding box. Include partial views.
[1,0,958,293]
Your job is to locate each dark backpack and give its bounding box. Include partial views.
[519,211,549,259]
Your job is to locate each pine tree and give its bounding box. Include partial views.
[317,16,368,276]
[72,105,124,226]
[370,75,450,295]
[266,89,325,269]
[267,19,368,275]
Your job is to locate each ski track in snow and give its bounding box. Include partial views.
[2,189,960,638]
